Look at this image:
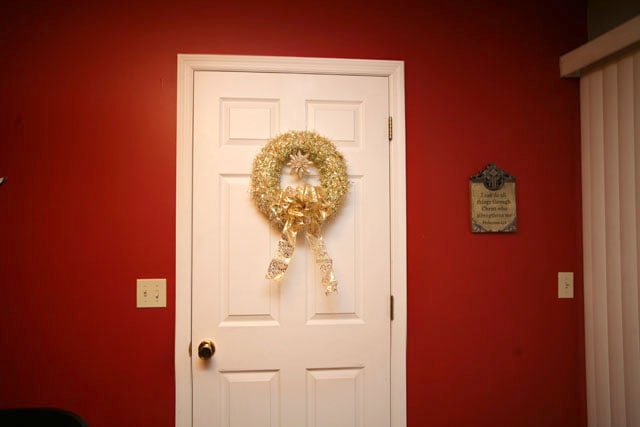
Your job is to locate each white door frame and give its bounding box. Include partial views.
[175,54,407,427]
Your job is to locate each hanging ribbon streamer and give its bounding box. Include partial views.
[265,184,337,295]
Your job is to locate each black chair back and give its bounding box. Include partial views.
[0,408,88,427]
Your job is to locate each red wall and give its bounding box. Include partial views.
[0,1,586,426]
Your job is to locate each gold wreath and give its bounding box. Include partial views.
[250,131,349,294]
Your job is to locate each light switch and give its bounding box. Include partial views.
[558,272,574,299]
[137,278,167,308]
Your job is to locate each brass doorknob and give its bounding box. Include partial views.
[198,340,216,360]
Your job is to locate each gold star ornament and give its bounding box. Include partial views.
[287,150,313,179]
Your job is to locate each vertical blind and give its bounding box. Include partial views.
[580,49,640,427]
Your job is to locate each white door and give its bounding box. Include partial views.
[191,70,391,427]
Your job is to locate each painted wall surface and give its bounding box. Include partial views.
[0,1,586,426]
[588,0,640,38]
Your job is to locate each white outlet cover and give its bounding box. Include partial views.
[558,272,574,299]
[137,278,167,308]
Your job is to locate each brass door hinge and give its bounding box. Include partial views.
[388,117,393,142]
[390,295,395,321]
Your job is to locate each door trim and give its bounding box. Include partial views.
[175,54,407,427]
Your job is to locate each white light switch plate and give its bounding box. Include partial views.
[558,272,574,299]
[137,278,167,308]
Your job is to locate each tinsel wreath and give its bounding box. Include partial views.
[250,131,349,295]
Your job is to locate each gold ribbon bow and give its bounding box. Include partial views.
[266,184,338,295]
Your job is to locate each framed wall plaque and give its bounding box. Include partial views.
[470,163,517,233]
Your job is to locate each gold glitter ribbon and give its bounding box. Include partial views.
[266,184,338,295]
